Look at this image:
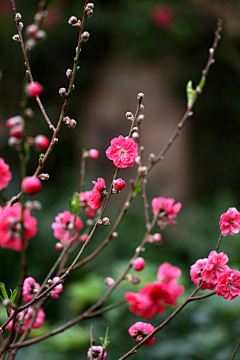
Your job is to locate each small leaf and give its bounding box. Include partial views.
[132,181,142,198]
[69,192,80,216]
[186,80,196,107]
[199,76,206,91]
[100,327,110,349]
[39,153,44,160]
[10,288,18,303]
[0,283,9,300]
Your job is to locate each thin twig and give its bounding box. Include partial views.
[230,339,240,360]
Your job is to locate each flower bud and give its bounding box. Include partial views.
[113,178,125,192]
[148,153,155,162]
[6,116,24,128]
[38,173,49,181]
[125,275,141,285]
[133,257,145,271]
[125,112,134,120]
[24,108,35,118]
[64,117,77,129]
[8,136,21,148]
[137,92,145,101]
[112,231,118,238]
[81,234,88,242]
[131,131,139,140]
[21,176,42,195]
[9,126,24,138]
[152,233,162,244]
[138,166,147,176]
[81,31,90,42]
[12,34,20,42]
[19,22,24,30]
[55,242,63,251]
[25,38,37,50]
[15,13,22,21]
[59,87,67,97]
[26,82,43,97]
[25,200,42,211]
[34,135,49,151]
[105,277,115,286]
[89,149,99,159]
[34,29,47,41]
[26,24,38,37]
[97,217,110,226]
[137,114,145,123]
[68,16,78,25]
[66,69,73,79]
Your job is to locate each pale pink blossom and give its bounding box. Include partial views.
[219,207,240,236]
[216,269,240,300]
[0,158,12,191]
[22,277,40,303]
[50,277,63,299]
[7,307,45,333]
[157,262,182,282]
[190,258,215,290]
[87,346,107,360]
[51,210,83,245]
[79,191,95,217]
[0,204,37,251]
[201,251,229,286]
[152,197,182,229]
[106,135,138,168]
[128,321,155,346]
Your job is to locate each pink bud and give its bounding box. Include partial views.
[81,234,88,242]
[152,233,162,244]
[26,24,38,37]
[89,149,99,159]
[113,178,125,191]
[21,176,42,195]
[151,5,174,29]
[133,257,145,271]
[26,82,43,97]
[6,116,24,128]
[34,135,50,151]
[9,126,24,138]
[55,242,63,251]
[68,16,78,25]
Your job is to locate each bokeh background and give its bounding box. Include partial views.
[1,0,240,359]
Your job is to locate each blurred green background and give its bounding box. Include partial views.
[1,0,240,359]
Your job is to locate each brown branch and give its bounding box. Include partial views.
[230,339,240,360]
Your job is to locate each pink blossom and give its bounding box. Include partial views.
[51,210,83,245]
[157,262,182,282]
[151,5,174,29]
[0,158,12,191]
[7,307,45,333]
[89,178,107,210]
[128,321,155,346]
[106,135,138,168]
[0,204,38,251]
[92,177,106,191]
[79,191,95,217]
[87,346,107,360]
[190,258,215,290]
[22,277,40,303]
[133,257,145,271]
[125,291,159,319]
[216,269,240,300]
[219,207,240,236]
[152,197,182,229]
[201,251,229,286]
[113,178,125,192]
[50,277,63,299]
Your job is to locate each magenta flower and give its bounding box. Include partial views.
[8,307,45,333]
[87,346,107,360]
[201,251,229,286]
[128,321,155,346]
[0,158,12,191]
[51,210,83,245]
[152,197,182,229]
[125,291,159,319]
[89,177,107,210]
[0,204,37,251]
[50,277,63,299]
[219,207,240,236]
[113,178,126,192]
[106,135,138,168]
[22,277,40,303]
[216,269,240,300]
[79,191,96,217]
[190,258,215,290]
[92,177,105,191]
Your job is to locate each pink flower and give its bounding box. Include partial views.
[8,307,45,333]
[128,322,155,346]
[151,5,174,29]
[0,204,38,251]
[50,277,63,299]
[22,277,40,303]
[113,178,126,192]
[134,257,145,271]
[152,197,182,229]
[106,135,138,168]
[125,291,159,319]
[79,191,95,217]
[219,207,240,236]
[201,251,229,286]
[89,178,107,210]
[190,258,215,290]
[157,262,182,282]
[0,158,12,191]
[216,269,240,300]
[26,82,43,97]
[21,176,42,195]
[51,210,83,245]
[87,346,107,360]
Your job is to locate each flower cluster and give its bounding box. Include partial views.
[125,262,184,319]
[0,204,38,251]
[51,210,83,245]
[89,177,107,210]
[190,250,240,300]
[8,308,45,333]
[151,197,182,229]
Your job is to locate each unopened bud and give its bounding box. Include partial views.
[123,201,130,210]
[151,233,162,245]
[47,279,53,286]
[68,16,78,25]
[26,24,38,37]
[97,217,110,226]
[6,115,24,128]
[12,34,20,42]
[24,108,35,118]
[63,116,77,129]
[139,104,144,110]
[0,327,3,333]
[87,3,94,9]
[15,13,22,21]
[8,136,21,148]
[66,69,73,79]
[137,114,145,123]
[59,87,67,97]
[38,173,49,181]
[25,38,37,50]
[125,112,134,120]
[19,22,24,30]
[148,153,155,162]
[81,31,90,42]
[55,242,63,251]
[137,92,145,101]
[105,277,115,286]
[111,231,118,238]
[132,131,139,140]
[125,275,141,285]
[34,29,47,41]
[86,219,93,226]
[25,200,42,211]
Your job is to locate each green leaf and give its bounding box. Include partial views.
[132,180,142,198]
[100,327,110,349]
[199,76,206,91]
[0,282,9,300]
[186,80,196,107]
[39,153,44,160]
[10,288,18,303]
[69,192,80,216]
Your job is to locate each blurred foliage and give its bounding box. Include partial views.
[1,0,240,359]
